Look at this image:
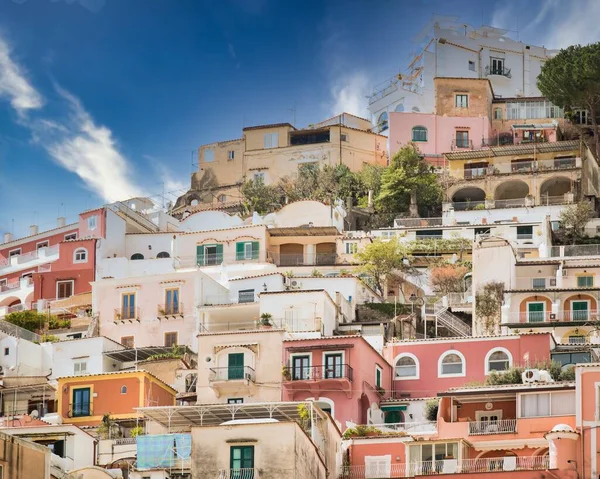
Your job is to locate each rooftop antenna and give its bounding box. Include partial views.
[289,102,297,126]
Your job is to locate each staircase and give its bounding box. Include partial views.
[430,299,472,337]
[109,201,159,233]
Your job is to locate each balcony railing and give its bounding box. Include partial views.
[447,194,574,211]
[550,244,600,258]
[157,303,184,317]
[459,157,580,180]
[267,252,338,266]
[219,469,260,479]
[369,421,437,434]
[201,293,257,306]
[201,317,321,333]
[503,310,599,323]
[209,366,256,382]
[451,138,473,150]
[394,217,443,228]
[68,403,92,418]
[340,456,548,478]
[485,65,512,78]
[469,419,517,435]
[283,364,353,382]
[114,307,140,321]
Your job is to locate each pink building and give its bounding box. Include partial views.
[282,335,392,427]
[389,112,490,167]
[384,333,553,398]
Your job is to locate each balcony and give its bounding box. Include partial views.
[283,364,353,397]
[267,252,338,266]
[468,419,516,435]
[394,218,443,228]
[67,403,92,418]
[340,456,549,478]
[201,293,257,307]
[114,307,140,322]
[200,317,321,334]
[485,65,512,78]
[459,157,580,180]
[0,245,59,275]
[157,303,184,318]
[209,366,256,383]
[219,469,260,479]
[451,138,473,150]
[550,244,600,258]
[503,310,599,324]
[446,194,574,211]
[368,421,437,435]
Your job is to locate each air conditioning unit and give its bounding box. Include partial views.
[549,313,557,321]
[290,280,302,289]
[562,270,568,277]
[522,369,541,383]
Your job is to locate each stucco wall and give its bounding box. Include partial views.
[0,432,50,479]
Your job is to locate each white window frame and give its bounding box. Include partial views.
[56,280,74,299]
[290,352,312,379]
[571,298,591,320]
[476,409,503,421]
[375,365,383,388]
[228,150,235,160]
[526,300,546,322]
[393,353,419,380]
[455,94,469,108]
[484,347,513,375]
[345,242,358,254]
[73,248,88,264]
[264,132,279,149]
[577,275,594,288]
[87,215,97,231]
[438,350,466,378]
[8,248,21,257]
[73,359,88,376]
[243,242,253,260]
[217,194,227,203]
[21,271,34,280]
[36,240,49,250]
[365,455,391,478]
[518,390,576,418]
[64,232,78,241]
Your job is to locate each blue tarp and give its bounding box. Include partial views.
[136,434,191,469]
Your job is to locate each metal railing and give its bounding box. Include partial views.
[0,281,22,293]
[157,303,184,316]
[201,317,321,333]
[459,157,580,180]
[283,364,353,381]
[449,200,485,211]
[494,198,527,208]
[368,421,437,434]
[463,166,487,179]
[68,404,92,418]
[0,318,42,342]
[469,419,517,435]
[196,252,262,266]
[209,366,255,382]
[267,252,338,266]
[110,201,159,232]
[113,437,137,445]
[219,469,260,479]
[485,65,512,78]
[447,194,573,211]
[114,307,140,321]
[550,244,600,257]
[503,310,599,323]
[393,217,443,228]
[451,138,473,150]
[201,293,257,306]
[0,245,59,273]
[459,455,548,473]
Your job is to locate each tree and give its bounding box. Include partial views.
[430,264,469,294]
[4,310,69,333]
[537,43,600,155]
[559,201,594,244]
[355,164,384,207]
[475,281,505,334]
[240,177,283,215]
[355,239,414,295]
[376,144,441,217]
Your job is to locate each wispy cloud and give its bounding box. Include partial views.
[329,71,371,118]
[0,36,44,114]
[0,32,148,203]
[144,154,188,193]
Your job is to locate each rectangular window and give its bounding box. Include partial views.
[37,241,49,250]
[527,302,545,323]
[577,275,594,287]
[3,348,8,356]
[516,225,533,240]
[121,336,134,348]
[164,332,178,347]
[56,280,74,299]
[230,445,254,472]
[494,108,502,120]
[375,365,383,388]
[238,289,255,303]
[455,94,468,108]
[203,148,215,162]
[264,132,279,149]
[490,57,504,75]
[532,278,547,289]
[468,60,475,71]
[65,233,77,241]
[73,360,88,376]
[341,133,348,142]
[228,150,235,160]
[0,279,7,288]
[197,244,223,266]
[228,353,244,380]
[474,227,491,237]
[520,391,575,417]
[228,398,244,404]
[236,241,259,261]
[291,355,310,380]
[455,130,469,148]
[416,230,443,240]
[121,292,136,320]
[324,353,343,379]
[164,288,180,315]
[87,216,97,230]
[72,388,91,417]
[253,172,265,182]
[571,300,590,321]
[8,249,21,258]
[345,242,358,254]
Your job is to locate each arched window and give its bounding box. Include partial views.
[377,112,389,132]
[157,251,170,259]
[131,253,144,260]
[485,348,512,374]
[121,385,127,394]
[439,351,466,377]
[394,103,405,113]
[394,353,419,379]
[412,126,428,142]
[73,248,88,263]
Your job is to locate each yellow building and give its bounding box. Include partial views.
[173,113,387,213]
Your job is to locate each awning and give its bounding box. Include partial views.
[381,405,407,412]
[104,346,194,363]
[50,292,92,311]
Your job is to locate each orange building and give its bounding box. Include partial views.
[57,370,176,427]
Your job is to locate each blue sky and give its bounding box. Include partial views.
[0,0,598,238]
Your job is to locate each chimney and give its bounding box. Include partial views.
[3,233,12,243]
[57,217,66,227]
[29,225,39,236]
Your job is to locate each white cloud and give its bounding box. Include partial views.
[0,36,44,114]
[329,72,371,118]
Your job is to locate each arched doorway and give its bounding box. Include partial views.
[540,176,572,204]
[452,187,485,210]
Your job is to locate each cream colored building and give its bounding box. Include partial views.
[173,113,388,212]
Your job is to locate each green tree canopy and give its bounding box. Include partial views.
[376,144,441,217]
[240,177,283,215]
[537,42,600,154]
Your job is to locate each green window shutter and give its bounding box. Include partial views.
[252,241,259,259]
[236,242,245,261]
[216,244,224,263]
[196,245,204,266]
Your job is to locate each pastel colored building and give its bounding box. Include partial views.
[384,333,553,398]
[282,335,392,428]
[57,370,176,427]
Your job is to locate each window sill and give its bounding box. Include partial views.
[394,376,419,381]
[438,373,466,378]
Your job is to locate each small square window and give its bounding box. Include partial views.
[228,150,235,160]
[37,241,49,250]
[264,132,279,149]
[164,332,178,347]
[455,94,468,108]
[253,172,265,182]
[345,242,358,254]
[87,216,97,230]
[121,336,134,348]
[74,360,88,376]
[468,60,475,71]
[341,133,348,142]
[8,249,21,258]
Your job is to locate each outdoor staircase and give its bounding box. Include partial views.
[430,299,472,337]
[109,201,159,233]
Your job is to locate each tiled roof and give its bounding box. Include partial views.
[444,139,580,161]
[0,223,78,247]
[243,122,295,131]
[56,369,176,393]
[229,272,285,281]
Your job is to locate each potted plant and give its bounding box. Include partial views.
[130,425,144,438]
[282,366,291,380]
[259,313,273,329]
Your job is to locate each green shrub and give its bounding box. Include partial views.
[362,302,412,317]
[558,365,576,381]
[4,310,69,333]
[473,203,486,210]
[424,399,439,421]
